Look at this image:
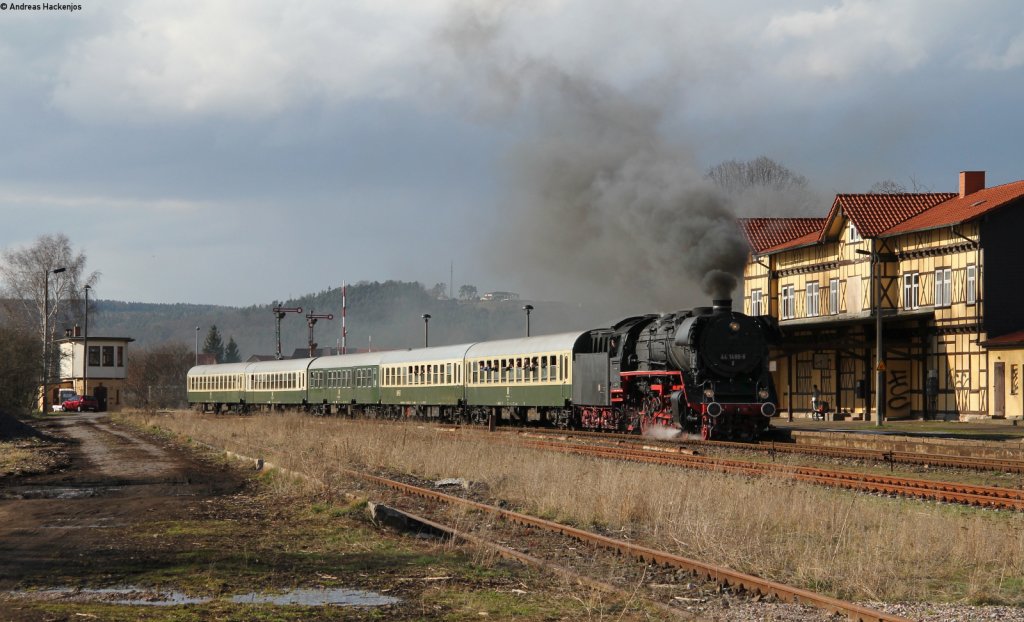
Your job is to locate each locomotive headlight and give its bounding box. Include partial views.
[703,387,715,399]
[729,321,740,332]
[758,388,770,400]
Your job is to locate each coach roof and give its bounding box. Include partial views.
[465,332,589,358]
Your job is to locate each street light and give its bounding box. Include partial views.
[522,304,534,337]
[856,249,884,427]
[422,314,431,348]
[42,267,67,413]
[83,284,90,398]
[195,326,200,366]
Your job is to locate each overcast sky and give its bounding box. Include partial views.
[3,1,1024,307]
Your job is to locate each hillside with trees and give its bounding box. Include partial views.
[90,280,618,360]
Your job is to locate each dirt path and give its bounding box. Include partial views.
[0,413,663,621]
[0,413,245,591]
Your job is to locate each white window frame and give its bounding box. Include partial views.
[829,278,840,315]
[903,272,920,310]
[966,265,977,305]
[781,285,795,320]
[934,268,952,308]
[806,281,820,317]
[751,289,763,316]
[848,223,862,242]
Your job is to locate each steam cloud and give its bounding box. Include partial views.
[439,7,754,313]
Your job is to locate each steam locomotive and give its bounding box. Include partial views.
[187,298,779,441]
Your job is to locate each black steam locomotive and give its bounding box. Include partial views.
[574,299,779,440]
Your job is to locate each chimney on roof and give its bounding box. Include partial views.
[959,171,985,198]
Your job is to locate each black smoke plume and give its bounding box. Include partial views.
[439,6,752,313]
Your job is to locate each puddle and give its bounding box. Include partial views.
[230,588,400,607]
[1,486,123,500]
[8,587,209,606]
[5,586,399,608]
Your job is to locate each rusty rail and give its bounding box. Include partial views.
[513,438,1024,511]
[347,469,910,622]
[502,425,1024,473]
[201,438,909,622]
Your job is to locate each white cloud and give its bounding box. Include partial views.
[761,1,931,79]
[51,0,451,120]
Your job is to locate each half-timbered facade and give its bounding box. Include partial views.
[741,171,1024,421]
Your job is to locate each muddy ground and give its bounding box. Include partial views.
[0,412,654,621]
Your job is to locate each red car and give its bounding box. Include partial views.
[61,394,99,412]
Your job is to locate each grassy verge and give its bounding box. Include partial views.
[129,411,1024,606]
[3,420,663,621]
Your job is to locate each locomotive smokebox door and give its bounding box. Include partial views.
[573,353,611,406]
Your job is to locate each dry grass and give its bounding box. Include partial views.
[130,411,1024,605]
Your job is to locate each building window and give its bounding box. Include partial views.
[829,279,839,315]
[116,346,124,367]
[102,346,114,367]
[88,346,100,366]
[781,285,795,320]
[903,272,920,309]
[934,268,952,307]
[966,265,977,304]
[849,223,862,242]
[806,282,820,317]
[751,289,763,316]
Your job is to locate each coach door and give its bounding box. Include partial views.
[994,362,1005,419]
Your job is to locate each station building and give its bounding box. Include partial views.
[53,329,134,411]
[740,171,1024,421]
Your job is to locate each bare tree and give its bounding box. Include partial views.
[706,156,808,193]
[705,156,820,218]
[0,234,100,411]
[459,284,478,300]
[125,342,193,409]
[869,177,932,193]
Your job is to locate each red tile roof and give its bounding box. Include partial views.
[981,329,1024,348]
[738,218,825,254]
[763,228,822,253]
[883,181,1024,236]
[825,193,956,239]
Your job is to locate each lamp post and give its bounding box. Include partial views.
[42,267,67,413]
[856,249,884,427]
[421,314,431,348]
[195,326,200,366]
[65,328,74,397]
[522,304,534,337]
[83,284,90,398]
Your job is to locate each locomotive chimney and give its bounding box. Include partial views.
[712,299,732,314]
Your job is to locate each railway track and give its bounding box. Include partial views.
[501,425,1024,474]
[510,436,1024,511]
[215,450,909,622]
